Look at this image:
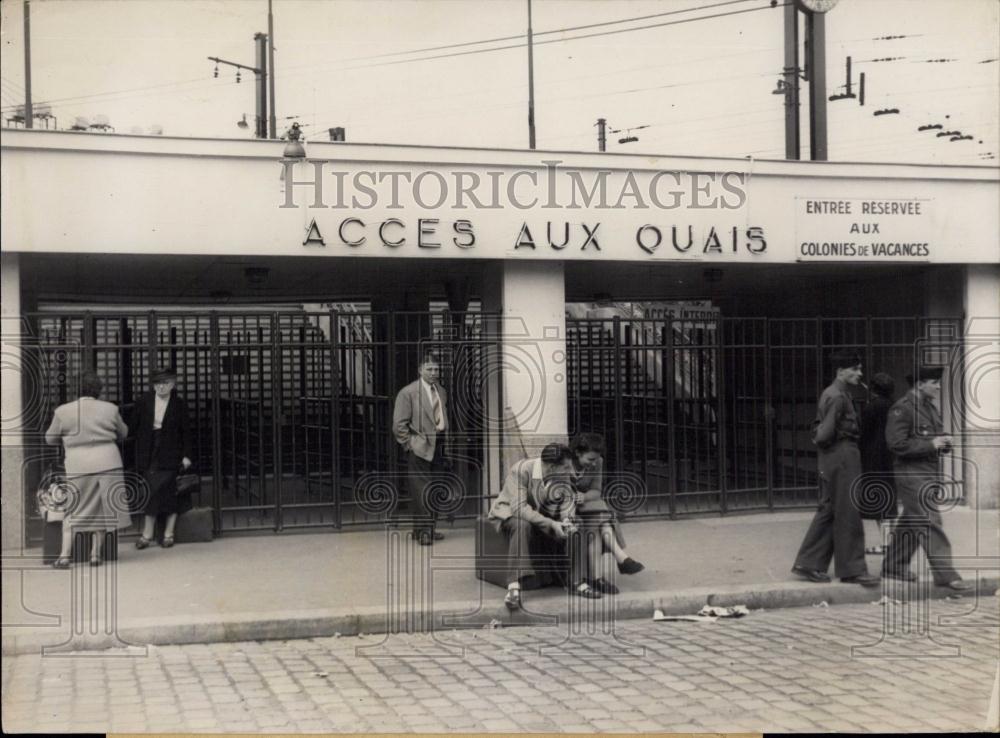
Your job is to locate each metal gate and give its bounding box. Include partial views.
[22,308,501,542]
[21,309,965,539]
[567,315,966,518]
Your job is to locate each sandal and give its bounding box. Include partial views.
[52,558,71,569]
[573,581,602,599]
[161,537,175,549]
[135,537,153,550]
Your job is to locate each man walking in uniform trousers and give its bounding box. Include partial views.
[393,350,450,546]
[881,366,972,591]
[792,349,880,586]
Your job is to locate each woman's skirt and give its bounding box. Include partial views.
[136,469,193,517]
[135,429,193,517]
[576,499,628,549]
[63,470,131,532]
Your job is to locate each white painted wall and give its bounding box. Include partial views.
[963,265,1000,508]
[1,253,24,553]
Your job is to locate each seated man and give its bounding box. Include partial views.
[488,443,600,611]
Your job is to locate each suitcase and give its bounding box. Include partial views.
[174,507,215,543]
[475,516,510,589]
[474,516,568,590]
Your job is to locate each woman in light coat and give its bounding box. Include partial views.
[45,371,131,567]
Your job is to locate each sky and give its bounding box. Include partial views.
[1,0,997,164]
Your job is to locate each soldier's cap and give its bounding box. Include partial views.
[906,366,944,384]
[150,366,178,383]
[829,349,862,370]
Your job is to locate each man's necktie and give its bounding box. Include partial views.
[432,386,444,430]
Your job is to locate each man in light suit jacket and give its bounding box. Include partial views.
[393,351,450,546]
[488,443,600,610]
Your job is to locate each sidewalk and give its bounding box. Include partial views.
[3,508,998,655]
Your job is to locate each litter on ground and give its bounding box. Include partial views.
[872,595,901,606]
[653,604,750,623]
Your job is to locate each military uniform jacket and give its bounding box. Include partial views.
[811,379,860,451]
[885,389,942,477]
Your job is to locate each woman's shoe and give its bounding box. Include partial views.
[592,578,619,595]
[52,558,71,569]
[161,537,175,549]
[618,557,645,575]
[135,537,153,550]
[89,555,102,567]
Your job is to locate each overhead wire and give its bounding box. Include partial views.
[289,0,764,65]
[0,75,226,112]
[297,2,788,74]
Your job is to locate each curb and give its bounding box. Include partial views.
[3,576,997,656]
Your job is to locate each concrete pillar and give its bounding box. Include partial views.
[962,265,1000,509]
[482,261,568,480]
[1,252,25,554]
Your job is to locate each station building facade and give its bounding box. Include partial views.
[2,129,998,550]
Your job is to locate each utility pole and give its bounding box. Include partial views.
[597,118,607,152]
[782,2,799,159]
[527,0,536,149]
[254,33,269,139]
[208,37,268,139]
[805,10,827,160]
[267,0,277,138]
[23,0,33,128]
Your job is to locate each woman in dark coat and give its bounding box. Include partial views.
[131,366,193,549]
[859,372,897,554]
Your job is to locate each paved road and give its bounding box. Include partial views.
[3,597,997,734]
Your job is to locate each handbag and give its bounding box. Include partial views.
[36,462,71,522]
[176,469,201,496]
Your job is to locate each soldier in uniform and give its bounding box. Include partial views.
[792,349,880,586]
[880,366,972,591]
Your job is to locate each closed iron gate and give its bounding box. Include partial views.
[22,309,501,542]
[567,315,965,518]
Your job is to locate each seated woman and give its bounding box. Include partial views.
[571,433,645,594]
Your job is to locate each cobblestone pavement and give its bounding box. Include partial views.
[3,596,997,734]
